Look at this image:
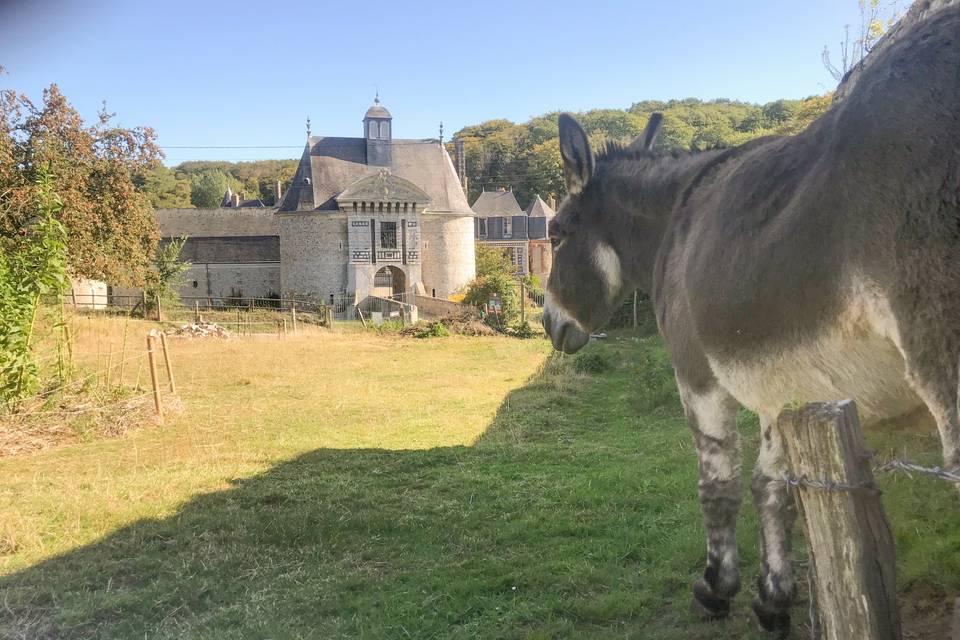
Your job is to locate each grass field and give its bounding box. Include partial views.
[1,316,958,638]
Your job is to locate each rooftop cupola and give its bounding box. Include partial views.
[363,94,393,167]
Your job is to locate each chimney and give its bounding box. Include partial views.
[275,179,282,202]
[231,193,240,207]
[454,138,465,189]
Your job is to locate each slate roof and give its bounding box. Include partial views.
[471,189,523,218]
[278,137,472,214]
[525,195,555,218]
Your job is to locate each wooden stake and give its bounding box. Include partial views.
[633,291,639,331]
[105,343,113,388]
[778,401,899,640]
[159,332,176,394]
[71,287,77,308]
[156,293,163,322]
[118,319,129,388]
[195,300,200,323]
[292,306,298,334]
[146,333,164,421]
[356,306,367,328]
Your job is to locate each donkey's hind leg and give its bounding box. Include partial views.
[678,381,744,619]
[750,415,797,636]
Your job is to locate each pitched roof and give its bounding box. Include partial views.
[278,137,471,214]
[525,195,555,218]
[471,189,523,218]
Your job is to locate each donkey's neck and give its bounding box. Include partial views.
[598,149,729,292]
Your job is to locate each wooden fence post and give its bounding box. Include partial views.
[155,293,163,322]
[633,291,639,331]
[292,306,298,334]
[146,333,164,421]
[159,332,176,394]
[195,300,200,323]
[778,400,900,640]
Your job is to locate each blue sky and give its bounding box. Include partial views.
[1,0,866,164]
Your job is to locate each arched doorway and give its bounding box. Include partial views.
[372,266,406,298]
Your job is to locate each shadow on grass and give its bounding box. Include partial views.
[3,338,952,639]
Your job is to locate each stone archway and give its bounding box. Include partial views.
[372,266,406,297]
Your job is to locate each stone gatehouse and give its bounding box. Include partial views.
[155,98,476,305]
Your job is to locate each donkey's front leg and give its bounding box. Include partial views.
[679,382,743,619]
[750,416,797,636]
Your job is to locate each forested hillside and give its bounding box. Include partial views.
[139,159,299,209]
[448,95,831,205]
[142,95,830,210]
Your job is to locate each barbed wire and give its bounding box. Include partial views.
[783,456,960,493]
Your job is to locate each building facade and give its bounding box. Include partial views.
[472,188,555,280]
[154,99,476,304]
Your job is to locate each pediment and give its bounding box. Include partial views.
[336,169,432,204]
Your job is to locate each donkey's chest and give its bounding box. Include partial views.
[705,316,920,425]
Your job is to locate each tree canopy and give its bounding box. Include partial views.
[449,95,832,206]
[1,83,161,286]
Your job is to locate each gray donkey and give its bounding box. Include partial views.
[542,5,960,635]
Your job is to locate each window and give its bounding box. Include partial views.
[478,218,487,237]
[368,121,378,138]
[503,216,512,237]
[380,121,390,138]
[380,221,398,249]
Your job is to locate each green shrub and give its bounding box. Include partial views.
[462,272,519,329]
[512,321,537,339]
[415,322,450,339]
[573,347,613,374]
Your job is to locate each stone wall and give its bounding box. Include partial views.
[179,263,281,300]
[277,212,349,300]
[413,294,477,319]
[420,213,475,298]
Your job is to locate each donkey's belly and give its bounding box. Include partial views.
[707,329,921,425]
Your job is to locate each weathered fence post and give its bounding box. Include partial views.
[778,400,900,640]
[632,291,639,331]
[146,333,164,421]
[194,300,200,323]
[159,332,176,394]
[155,293,163,322]
[292,305,298,334]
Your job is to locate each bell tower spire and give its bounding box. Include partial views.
[363,95,393,167]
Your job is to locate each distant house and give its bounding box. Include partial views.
[472,188,555,279]
[219,187,266,209]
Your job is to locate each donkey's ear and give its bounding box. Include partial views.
[558,113,593,196]
[628,112,664,152]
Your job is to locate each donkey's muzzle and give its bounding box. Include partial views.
[543,306,590,354]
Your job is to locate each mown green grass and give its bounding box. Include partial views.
[1,326,958,639]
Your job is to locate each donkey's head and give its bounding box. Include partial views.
[543,113,663,353]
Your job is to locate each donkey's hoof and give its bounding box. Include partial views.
[752,597,790,637]
[691,579,731,620]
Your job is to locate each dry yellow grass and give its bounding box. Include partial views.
[0,313,551,574]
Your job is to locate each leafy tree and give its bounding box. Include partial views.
[145,236,190,307]
[189,170,231,208]
[0,169,69,404]
[1,84,161,286]
[137,165,192,208]
[475,243,515,278]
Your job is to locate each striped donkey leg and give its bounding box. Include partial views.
[679,382,744,619]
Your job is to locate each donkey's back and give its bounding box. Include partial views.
[663,6,960,426]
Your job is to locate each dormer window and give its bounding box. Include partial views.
[503,216,512,238]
